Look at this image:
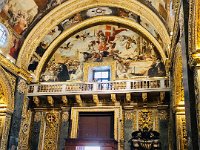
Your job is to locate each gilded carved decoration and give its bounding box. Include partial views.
[36,111,61,150]
[125,111,133,120]
[126,93,131,102]
[61,96,68,106]
[18,93,32,150]
[0,87,6,105]
[195,0,200,50]
[131,109,158,131]
[0,66,14,149]
[75,95,83,106]
[111,94,117,103]
[132,110,137,131]
[195,69,200,138]
[43,111,60,150]
[17,79,27,94]
[34,111,42,122]
[17,0,170,72]
[158,110,168,120]
[176,114,188,150]
[92,94,99,105]
[188,0,198,67]
[169,0,180,61]
[0,65,14,111]
[138,109,153,129]
[18,111,32,150]
[0,55,31,81]
[0,115,11,150]
[173,43,184,107]
[33,96,40,107]
[47,96,54,106]
[62,112,69,122]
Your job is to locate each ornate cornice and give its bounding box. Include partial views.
[35,16,166,81]
[16,0,170,71]
[0,55,32,81]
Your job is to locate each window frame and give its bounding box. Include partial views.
[92,69,110,82]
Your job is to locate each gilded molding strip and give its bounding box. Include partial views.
[16,0,170,70]
[35,16,166,81]
[195,0,200,50]
[0,115,11,150]
[0,55,32,81]
[176,114,187,150]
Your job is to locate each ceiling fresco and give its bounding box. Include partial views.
[0,0,173,71]
[0,0,170,35]
[39,24,166,82]
[28,6,165,72]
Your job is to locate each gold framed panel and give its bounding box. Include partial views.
[83,61,116,82]
[175,113,187,150]
[70,106,122,142]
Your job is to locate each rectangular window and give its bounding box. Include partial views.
[93,69,110,82]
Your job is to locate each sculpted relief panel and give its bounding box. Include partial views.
[39,24,166,82]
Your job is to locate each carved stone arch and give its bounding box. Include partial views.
[0,66,14,112]
[16,0,170,70]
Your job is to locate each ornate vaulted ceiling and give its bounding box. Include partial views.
[0,0,177,81]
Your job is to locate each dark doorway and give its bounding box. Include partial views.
[78,112,114,139]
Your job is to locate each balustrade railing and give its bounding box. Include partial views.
[27,78,170,96]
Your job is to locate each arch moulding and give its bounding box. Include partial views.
[0,66,14,112]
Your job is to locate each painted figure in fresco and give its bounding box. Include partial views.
[36,42,48,57]
[61,13,82,29]
[1,0,38,35]
[47,0,62,9]
[86,7,113,17]
[97,30,108,52]
[28,59,39,72]
[148,58,166,77]
[9,38,20,59]
[13,10,28,34]
[57,63,70,81]
[0,0,7,11]
[92,52,103,62]
[70,64,83,80]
